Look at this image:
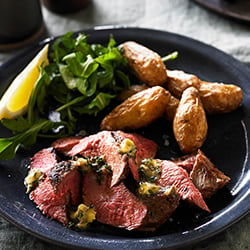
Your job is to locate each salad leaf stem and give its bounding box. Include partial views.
[0,120,51,160]
[162,51,178,62]
[55,96,86,112]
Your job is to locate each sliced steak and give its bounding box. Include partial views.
[190,150,231,199]
[113,131,158,181]
[66,131,106,156]
[30,179,70,225]
[157,160,210,212]
[30,147,58,175]
[173,152,197,173]
[48,161,82,206]
[66,131,157,187]
[51,136,82,155]
[82,171,148,230]
[138,185,180,231]
[30,160,81,225]
[69,131,127,187]
[173,150,231,199]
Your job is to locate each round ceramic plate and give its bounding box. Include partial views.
[0,27,249,250]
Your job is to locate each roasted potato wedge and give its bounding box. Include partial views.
[165,95,179,121]
[165,70,200,98]
[173,87,207,153]
[165,69,243,114]
[199,81,243,114]
[118,84,149,102]
[100,86,171,130]
[122,41,168,86]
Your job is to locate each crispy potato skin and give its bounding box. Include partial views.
[122,41,168,86]
[100,86,171,130]
[173,87,207,153]
[199,81,243,114]
[165,95,179,121]
[165,70,200,98]
[165,69,243,114]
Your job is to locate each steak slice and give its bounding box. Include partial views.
[173,152,197,173]
[190,150,231,199]
[51,136,82,155]
[66,131,157,187]
[66,131,106,156]
[30,179,70,225]
[138,185,180,231]
[30,147,58,175]
[68,131,127,187]
[112,131,158,181]
[30,160,81,225]
[82,171,148,230]
[173,150,231,199]
[157,160,210,212]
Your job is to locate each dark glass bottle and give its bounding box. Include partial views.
[0,0,44,51]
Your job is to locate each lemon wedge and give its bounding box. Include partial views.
[0,44,49,120]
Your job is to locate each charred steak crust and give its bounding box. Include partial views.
[49,160,75,187]
[138,186,180,231]
[190,150,231,199]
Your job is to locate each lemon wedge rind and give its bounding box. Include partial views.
[0,44,49,120]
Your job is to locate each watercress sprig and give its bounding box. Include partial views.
[0,32,178,160]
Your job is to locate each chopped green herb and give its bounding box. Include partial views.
[138,158,161,182]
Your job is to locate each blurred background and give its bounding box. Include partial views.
[1,0,250,65]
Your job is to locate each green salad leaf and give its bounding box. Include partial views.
[0,119,52,160]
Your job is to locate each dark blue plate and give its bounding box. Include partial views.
[0,27,249,250]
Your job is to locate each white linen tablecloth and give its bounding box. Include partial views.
[0,1,249,249]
